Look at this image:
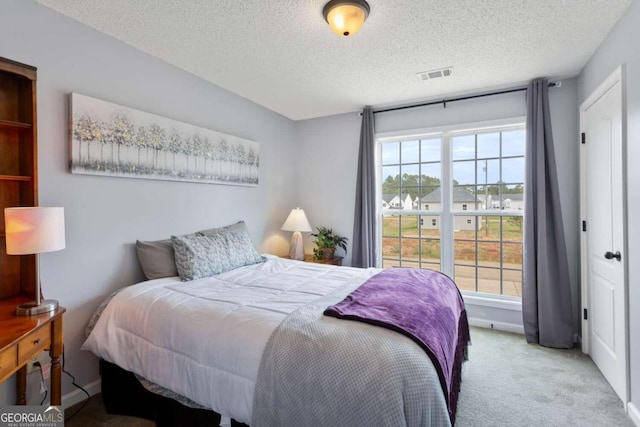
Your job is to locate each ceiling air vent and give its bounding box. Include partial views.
[417,67,453,81]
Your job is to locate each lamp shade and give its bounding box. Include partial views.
[323,0,370,37]
[281,208,312,232]
[5,207,66,255]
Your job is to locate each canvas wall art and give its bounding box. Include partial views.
[69,93,259,186]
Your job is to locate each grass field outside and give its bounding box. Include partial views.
[382,214,523,296]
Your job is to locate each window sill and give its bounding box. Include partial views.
[461,292,522,311]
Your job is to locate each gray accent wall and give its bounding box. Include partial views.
[0,0,296,405]
[296,81,580,333]
[294,112,362,266]
[578,0,640,415]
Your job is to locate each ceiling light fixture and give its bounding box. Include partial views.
[323,0,370,37]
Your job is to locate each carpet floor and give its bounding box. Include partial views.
[66,327,632,426]
[456,327,632,426]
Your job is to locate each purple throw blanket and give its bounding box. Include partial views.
[324,268,470,425]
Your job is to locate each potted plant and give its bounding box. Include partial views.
[311,226,348,260]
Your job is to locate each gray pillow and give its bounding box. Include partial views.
[135,221,249,280]
[172,225,264,282]
[136,239,178,280]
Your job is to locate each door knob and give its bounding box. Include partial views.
[604,251,621,261]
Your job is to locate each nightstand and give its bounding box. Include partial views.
[303,255,343,265]
[282,255,343,266]
[0,298,65,405]
[296,255,343,266]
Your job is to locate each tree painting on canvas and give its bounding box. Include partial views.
[70,93,259,186]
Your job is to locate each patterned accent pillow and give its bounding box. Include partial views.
[199,220,249,238]
[222,228,265,271]
[172,228,264,281]
[172,233,229,281]
[136,221,249,280]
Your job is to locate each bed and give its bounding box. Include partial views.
[83,223,469,427]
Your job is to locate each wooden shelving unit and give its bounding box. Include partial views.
[0,120,32,131]
[0,57,38,300]
[0,175,32,181]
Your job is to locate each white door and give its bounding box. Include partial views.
[580,67,627,403]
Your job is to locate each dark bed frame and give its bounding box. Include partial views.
[100,359,249,427]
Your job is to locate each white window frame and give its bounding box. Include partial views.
[376,117,526,302]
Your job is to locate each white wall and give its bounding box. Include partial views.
[296,80,580,332]
[578,0,640,417]
[0,0,296,406]
[294,112,362,265]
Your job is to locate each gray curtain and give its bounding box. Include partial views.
[522,79,574,348]
[351,107,377,268]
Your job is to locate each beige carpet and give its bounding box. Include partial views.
[456,327,632,426]
[66,327,632,426]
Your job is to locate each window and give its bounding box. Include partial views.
[379,122,525,298]
[380,138,442,271]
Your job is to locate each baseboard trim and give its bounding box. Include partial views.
[628,402,640,426]
[468,318,524,335]
[61,379,101,409]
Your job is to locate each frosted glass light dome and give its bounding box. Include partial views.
[323,0,370,37]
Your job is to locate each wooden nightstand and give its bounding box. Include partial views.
[280,254,344,265]
[283,255,343,265]
[301,255,343,266]
[0,298,65,405]
[302,255,343,265]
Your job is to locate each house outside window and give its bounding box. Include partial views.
[379,121,525,298]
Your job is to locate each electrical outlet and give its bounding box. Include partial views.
[26,351,50,375]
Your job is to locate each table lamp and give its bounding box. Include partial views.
[5,207,65,316]
[281,208,312,260]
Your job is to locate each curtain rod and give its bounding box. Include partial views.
[372,82,559,115]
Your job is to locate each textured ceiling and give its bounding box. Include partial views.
[36,0,631,120]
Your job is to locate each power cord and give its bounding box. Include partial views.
[34,362,47,406]
[61,352,91,422]
[34,352,92,419]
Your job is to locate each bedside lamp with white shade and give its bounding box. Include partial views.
[4,207,65,316]
[281,208,312,260]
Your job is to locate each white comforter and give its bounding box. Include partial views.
[82,255,378,424]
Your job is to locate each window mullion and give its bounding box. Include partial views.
[441,134,454,277]
[499,132,504,294]
[418,140,422,268]
[398,143,402,267]
[475,133,479,292]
